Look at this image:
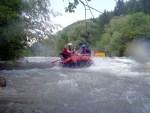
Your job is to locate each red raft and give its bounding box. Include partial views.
[59,54,93,68]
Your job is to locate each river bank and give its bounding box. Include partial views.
[0,57,57,70]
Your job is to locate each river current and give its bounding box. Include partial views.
[0,57,150,113]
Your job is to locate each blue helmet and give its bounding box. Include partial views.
[82,44,86,48]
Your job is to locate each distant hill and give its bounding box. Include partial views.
[62,20,84,32]
[56,18,98,36]
[56,20,84,36]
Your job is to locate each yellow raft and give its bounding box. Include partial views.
[94,52,106,57]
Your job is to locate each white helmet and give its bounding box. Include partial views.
[68,43,72,46]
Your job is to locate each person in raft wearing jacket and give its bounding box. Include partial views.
[60,43,73,59]
[80,44,91,56]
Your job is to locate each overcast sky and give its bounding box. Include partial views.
[50,0,116,31]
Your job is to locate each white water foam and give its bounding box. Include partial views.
[24,57,58,63]
[88,57,141,77]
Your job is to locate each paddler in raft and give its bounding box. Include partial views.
[80,44,91,56]
[60,43,74,60]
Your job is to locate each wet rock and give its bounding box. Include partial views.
[0,77,6,87]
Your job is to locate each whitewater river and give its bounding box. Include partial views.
[0,57,150,113]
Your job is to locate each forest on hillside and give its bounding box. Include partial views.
[57,0,150,57]
[33,0,150,57]
[1,0,150,60]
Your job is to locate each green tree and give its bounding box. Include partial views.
[140,0,150,14]
[65,20,98,49]
[125,0,142,14]
[96,15,131,56]
[96,12,150,57]
[121,13,150,41]
[97,10,113,37]
[0,0,59,60]
[65,0,91,13]
[56,37,67,56]
[114,0,125,16]
[0,0,26,60]
[21,0,61,40]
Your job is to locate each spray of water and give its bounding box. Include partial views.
[31,39,57,57]
[126,38,150,58]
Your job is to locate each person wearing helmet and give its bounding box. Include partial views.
[81,44,91,56]
[60,43,73,59]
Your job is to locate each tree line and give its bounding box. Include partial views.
[54,0,150,57]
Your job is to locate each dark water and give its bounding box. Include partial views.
[0,57,150,113]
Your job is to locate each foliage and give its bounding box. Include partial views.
[96,15,130,56]
[56,37,67,56]
[65,0,91,13]
[58,19,98,50]
[96,12,150,57]
[22,0,61,40]
[140,0,150,14]
[0,0,21,25]
[97,10,113,37]
[57,0,150,57]
[0,0,59,60]
[121,12,150,40]
[1,0,150,60]
[0,0,25,60]
[114,0,150,15]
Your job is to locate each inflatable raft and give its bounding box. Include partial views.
[60,54,93,68]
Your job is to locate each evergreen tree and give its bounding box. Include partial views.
[140,0,150,14]
[125,0,142,14]
[98,10,113,36]
[114,0,125,16]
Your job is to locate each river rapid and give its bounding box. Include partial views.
[0,57,150,113]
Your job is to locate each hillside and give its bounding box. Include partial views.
[57,18,98,35]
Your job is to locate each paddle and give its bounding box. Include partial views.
[51,59,61,64]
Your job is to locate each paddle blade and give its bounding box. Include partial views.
[51,59,60,64]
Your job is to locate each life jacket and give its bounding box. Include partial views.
[81,48,91,56]
[62,47,71,56]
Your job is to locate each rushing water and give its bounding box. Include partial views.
[0,57,150,113]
